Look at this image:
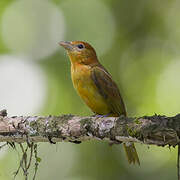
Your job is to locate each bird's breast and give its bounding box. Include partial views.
[71,64,110,114]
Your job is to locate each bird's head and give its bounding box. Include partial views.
[59,41,98,65]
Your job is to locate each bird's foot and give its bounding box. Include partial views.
[93,113,111,118]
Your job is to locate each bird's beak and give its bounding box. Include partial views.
[59,41,73,51]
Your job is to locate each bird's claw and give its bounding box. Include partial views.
[93,113,111,118]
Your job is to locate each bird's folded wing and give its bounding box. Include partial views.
[91,66,126,116]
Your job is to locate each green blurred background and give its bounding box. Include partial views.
[0,0,179,179]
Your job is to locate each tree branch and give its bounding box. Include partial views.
[0,109,180,146]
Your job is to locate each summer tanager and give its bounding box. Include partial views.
[59,41,140,165]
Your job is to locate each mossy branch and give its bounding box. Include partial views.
[0,109,180,146]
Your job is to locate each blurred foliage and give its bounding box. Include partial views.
[0,0,179,179]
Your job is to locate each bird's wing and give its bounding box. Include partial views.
[91,65,126,116]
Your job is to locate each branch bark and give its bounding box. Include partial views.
[0,109,180,146]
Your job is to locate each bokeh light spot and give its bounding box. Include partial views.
[60,0,116,56]
[0,55,47,116]
[156,60,180,115]
[1,0,65,60]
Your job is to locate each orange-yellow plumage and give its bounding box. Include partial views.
[59,40,140,165]
[71,63,110,115]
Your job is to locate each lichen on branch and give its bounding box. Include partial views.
[0,109,179,147]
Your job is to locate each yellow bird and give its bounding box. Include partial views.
[59,41,140,165]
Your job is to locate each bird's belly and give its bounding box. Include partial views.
[75,79,110,114]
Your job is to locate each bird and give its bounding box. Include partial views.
[59,40,140,165]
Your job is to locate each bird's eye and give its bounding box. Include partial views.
[77,44,84,49]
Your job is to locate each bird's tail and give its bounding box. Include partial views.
[123,143,140,165]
